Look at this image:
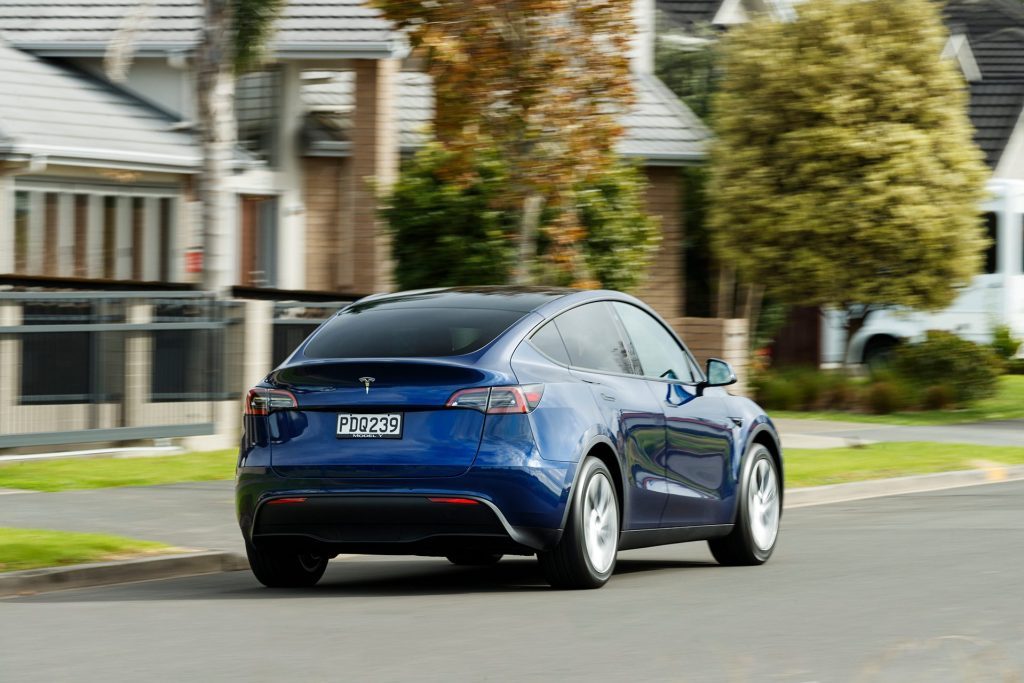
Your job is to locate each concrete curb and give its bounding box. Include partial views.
[785,464,1024,509]
[0,550,248,597]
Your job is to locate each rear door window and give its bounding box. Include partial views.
[303,307,525,358]
[553,302,635,374]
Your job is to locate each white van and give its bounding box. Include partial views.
[822,178,1024,365]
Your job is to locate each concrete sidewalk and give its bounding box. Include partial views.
[774,417,1024,449]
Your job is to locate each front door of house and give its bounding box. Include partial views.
[239,195,278,287]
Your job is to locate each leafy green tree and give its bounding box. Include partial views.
[385,144,659,291]
[708,0,989,356]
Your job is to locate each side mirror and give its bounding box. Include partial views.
[697,358,737,396]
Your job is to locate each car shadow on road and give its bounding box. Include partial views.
[8,557,718,603]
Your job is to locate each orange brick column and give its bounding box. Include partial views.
[347,59,398,293]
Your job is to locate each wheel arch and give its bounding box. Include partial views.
[749,425,784,510]
[558,435,625,532]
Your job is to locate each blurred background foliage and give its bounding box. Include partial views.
[374,0,648,287]
[385,143,660,291]
[707,0,990,355]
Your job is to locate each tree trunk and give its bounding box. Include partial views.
[843,305,872,367]
[513,194,544,285]
[196,0,236,294]
[741,282,765,350]
[715,264,735,318]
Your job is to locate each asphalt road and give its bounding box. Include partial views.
[3,480,1023,682]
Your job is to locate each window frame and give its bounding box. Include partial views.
[611,301,705,384]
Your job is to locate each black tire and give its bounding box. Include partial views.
[245,539,328,588]
[538,457,619,589]
[446,552,503,566]
[709,444,781,566]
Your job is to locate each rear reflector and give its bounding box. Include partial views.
[427,497,480,505]
[267,497,307,505]
[445,384,544,414]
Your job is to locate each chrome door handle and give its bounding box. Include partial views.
[600,393,616,402]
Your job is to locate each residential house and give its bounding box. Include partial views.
[0,0,709,322]
[0,1,718,450]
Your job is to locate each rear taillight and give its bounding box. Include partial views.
[245,388,297,416]
[445,385,544,414]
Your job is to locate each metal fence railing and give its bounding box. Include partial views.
[0,291,243,449]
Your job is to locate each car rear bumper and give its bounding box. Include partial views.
[236,462,576,554]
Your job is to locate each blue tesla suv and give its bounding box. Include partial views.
[236,287,783,589]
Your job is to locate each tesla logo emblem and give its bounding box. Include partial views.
[359,377,375,394]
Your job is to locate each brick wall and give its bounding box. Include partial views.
[303,156,347,291]
[349,59,398,293]
[638,166,684,320]
[669,316,750,397]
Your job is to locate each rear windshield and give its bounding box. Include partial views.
[302,307,526,359]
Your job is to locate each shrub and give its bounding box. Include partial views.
[752,368,860,411]
[865,381,914,415]
[991,325,1022,360]
[1007,359,1024,375]
[891,330,1001,405]
[921,384,955,411]
[752,374,799,410]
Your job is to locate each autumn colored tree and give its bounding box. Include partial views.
[709,0,989,357]
[375,0,643,285]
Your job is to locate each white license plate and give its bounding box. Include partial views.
[336,413,403,439]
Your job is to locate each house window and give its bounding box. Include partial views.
[103,196,118,278]
[13,191,29,273]
[159,198,174,281]
[237,70,280,165]
[984,212,998,274]
[11,182,181,282]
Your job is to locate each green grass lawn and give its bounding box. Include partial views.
[0,449,235,492]
[773,375,1024,426]
[0,527,172,573]
[785,441,1024,487]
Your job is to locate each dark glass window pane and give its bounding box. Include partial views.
[14,191,29,273]
[529,321,570,365]
[613,303,696,382]
[131,197,145,280]
[273,324,320,366]
[73,194,88,277]
[554,303,633,374]
[303,307,524,359]
[21,332,91,403]
[103,197,117,278]
[152,329,223,400]
[984,212,998,274]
